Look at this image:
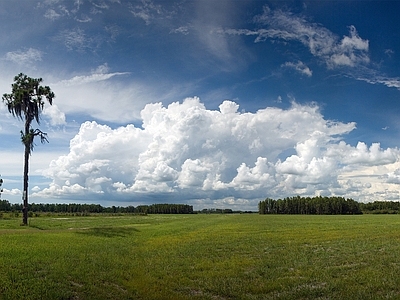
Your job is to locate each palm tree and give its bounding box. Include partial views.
[2,73,55,225]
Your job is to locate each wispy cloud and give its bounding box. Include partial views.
[5,48,42,65]
[49,64,165,123]
[385,49,394,57]
[354,71,400,90]
[282,61,312,77]
[92,1,110,10]
[44,9,61,20]
[170,26,190,35]
[75,14,92,23]
[254,7,370,68]
[55,28,91,51]
[58,63,129,86]
[377,78,400,89]
[105,24,121,40]
[219,6,370,69]
[74,0,83,10]
[41,0,112,21]
[216,6,400,92]
[41,3,70,20]
[129,0,163,25]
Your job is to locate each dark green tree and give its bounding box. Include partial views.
[2,73,55,225]
[0,175,3,200]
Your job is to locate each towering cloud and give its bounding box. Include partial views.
[36,97,400,209]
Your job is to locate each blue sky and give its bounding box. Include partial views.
[1,0,400,210]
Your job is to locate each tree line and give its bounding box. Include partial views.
[258,196,362,215]
[359,201,400,214]
[0,200,193,214]
[198,208,255,214]
[134,203,193,214]
[3,198,400,216]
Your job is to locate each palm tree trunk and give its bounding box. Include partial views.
[22,122,30,226]
[22,146,29,225]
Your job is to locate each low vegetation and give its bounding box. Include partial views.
[1,213,400,299]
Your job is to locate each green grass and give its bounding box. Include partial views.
[1,214,400,299]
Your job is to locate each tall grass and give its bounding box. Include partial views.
[1,214,400,299]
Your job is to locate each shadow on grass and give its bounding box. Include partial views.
[76,226,140,238]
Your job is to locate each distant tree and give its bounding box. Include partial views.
[2,73,55,225]
[0,175,3,200]
[258,200,266,214]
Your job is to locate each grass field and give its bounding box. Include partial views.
[1,213,400,299]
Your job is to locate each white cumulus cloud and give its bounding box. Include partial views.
[36,97,400,208]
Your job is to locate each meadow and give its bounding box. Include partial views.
[1,213,400,299]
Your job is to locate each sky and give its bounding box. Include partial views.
[1,0,400,210]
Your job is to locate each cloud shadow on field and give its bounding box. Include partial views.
[76,226,140,238]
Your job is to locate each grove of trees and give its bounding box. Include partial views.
[0,200,193,215]
[135,203,193,214]
[359,201,400,214]
[258,196,362,215]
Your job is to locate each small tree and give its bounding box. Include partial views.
[2,73,55,225]
[0,175,3,199]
